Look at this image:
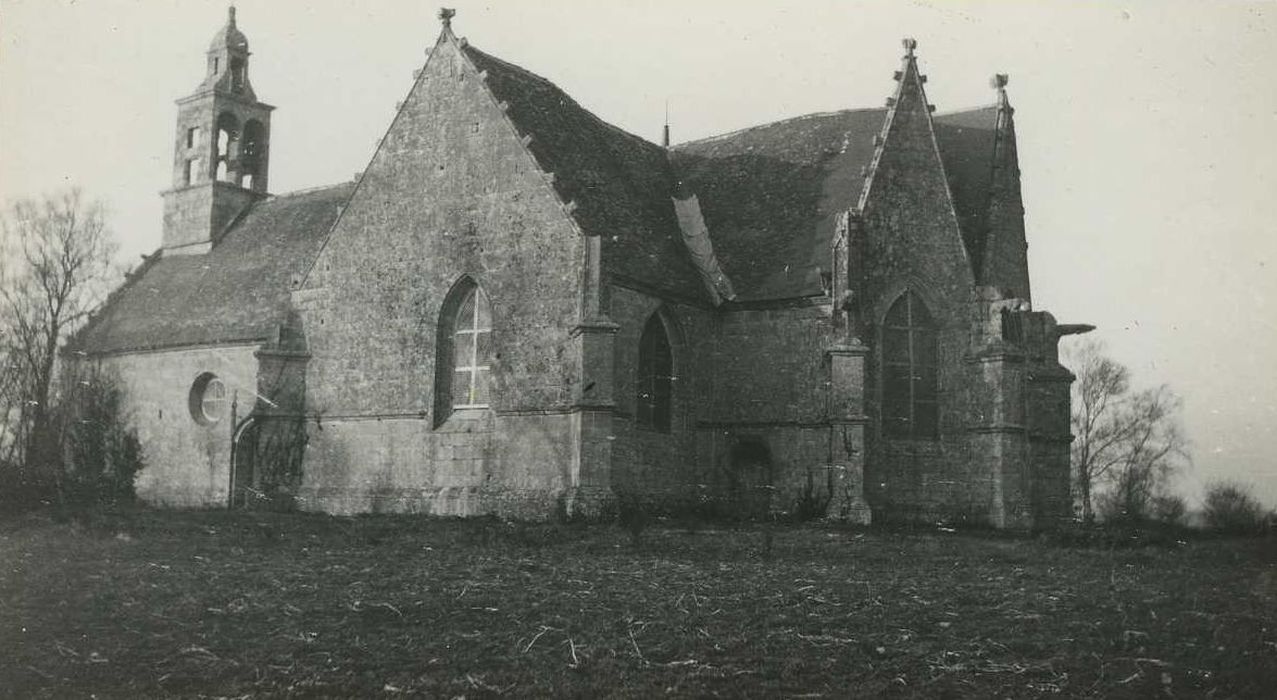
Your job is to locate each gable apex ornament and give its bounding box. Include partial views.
[439,7,456,29]
[902,37,917,57]
[991,73,1009,90]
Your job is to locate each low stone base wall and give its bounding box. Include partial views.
[295,485,570,520]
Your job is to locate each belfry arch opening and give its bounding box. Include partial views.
[239,119,265,190]
[215,112,239,183]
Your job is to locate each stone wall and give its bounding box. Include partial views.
[290,33,586,517]
[161,182,259,255]
[709,303,834,425]
[699,302,843,515]
[97,344,260,507]
[606,284,710,503]
[856,55,988,524]
[1023,312,1075,525]
[163,87,271,254]
[296,411,572,518]
[606,284,865,518]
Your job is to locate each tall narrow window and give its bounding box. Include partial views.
[882,292,939,439]
[451,286,491,408]
[434,279,494,427]
[636,313,673,432]
[184,158,201,186]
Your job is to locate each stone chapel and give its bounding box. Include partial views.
[71,8,1089,528]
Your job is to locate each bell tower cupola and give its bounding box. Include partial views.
[161,6,274,256]
[204,6,255,99]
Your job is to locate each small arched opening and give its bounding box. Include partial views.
[240,119,265,190]
[215,112,239,183]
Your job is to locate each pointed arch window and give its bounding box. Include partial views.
[636,313,673,432]
[435,279,492,426]
[451,287,491,408]
[882,292,938,439]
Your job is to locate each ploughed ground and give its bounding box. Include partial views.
[1,509,1274,698]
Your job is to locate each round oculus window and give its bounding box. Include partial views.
[189,373,227,425]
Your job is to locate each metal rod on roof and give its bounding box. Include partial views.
[662,100,670,148]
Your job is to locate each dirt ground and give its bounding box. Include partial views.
[1,509,1274,698]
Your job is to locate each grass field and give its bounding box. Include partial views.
[1,510,1275,698]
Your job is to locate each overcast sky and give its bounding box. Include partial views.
[2,0,1275,505]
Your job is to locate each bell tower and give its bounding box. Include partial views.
[162,6,274,255]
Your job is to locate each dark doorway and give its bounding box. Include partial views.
[728,438,774,518]
[229,417,259,509]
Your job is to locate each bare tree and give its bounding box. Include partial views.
[1067,340,1131,522]
[0,189,117,491]
[1094,385,1188,522]
[1065,340,1188,522]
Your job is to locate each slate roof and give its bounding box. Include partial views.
[461,43,707,302]
[934,106,999,276]
[462,40,1005,303]
[670,106,1002,300]
[81,41,1009,356]
[73,183,353,354]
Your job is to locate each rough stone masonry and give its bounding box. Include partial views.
[70,9,1090,528]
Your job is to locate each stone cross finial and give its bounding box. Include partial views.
[991,73,1009,90]
[439,7,456,28]
[902,37,917,56]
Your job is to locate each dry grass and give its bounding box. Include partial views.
[1,509,1274,698]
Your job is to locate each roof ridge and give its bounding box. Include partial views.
[932,102,999,119]
[268,181,356,200]
[672,108,885,150]
[462,42,662,152]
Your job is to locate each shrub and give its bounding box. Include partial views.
[1152,493,1189,527]
[54,366,145,511]
[1095,488,1145,524]
[1202,480,1266,534]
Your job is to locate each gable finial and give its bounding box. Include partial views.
[439,7,456,29]
[902,37,917,57]
[662,99,670,148]
[992,74,1011,112]
[228,5,236,28]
